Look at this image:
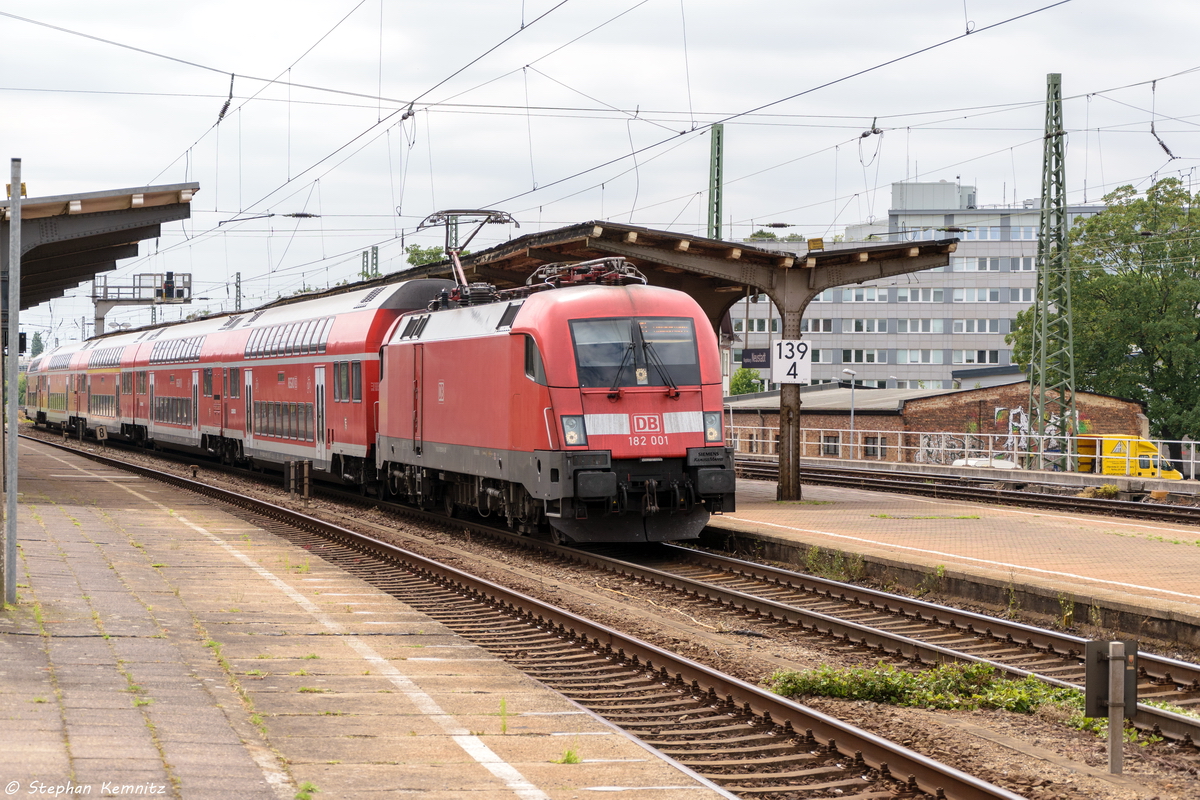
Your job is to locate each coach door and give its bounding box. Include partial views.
[314,366,327,465]
[147,373,156,438]
[192,370,200,439]
[244,369,254,451]
[413,344,424,455]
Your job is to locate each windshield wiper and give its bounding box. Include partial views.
[641,336,679,398]
[608,325,637,398]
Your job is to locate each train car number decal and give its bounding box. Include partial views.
[629,435,668,446]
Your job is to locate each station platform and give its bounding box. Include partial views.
[0,439,729,799]
[708,478,1200,649]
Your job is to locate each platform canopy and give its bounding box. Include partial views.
[1,182,198,310]
[399,219,957,502]
[399,219,955,330]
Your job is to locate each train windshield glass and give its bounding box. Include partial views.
[570,317,700,388]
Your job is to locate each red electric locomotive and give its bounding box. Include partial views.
[377,258,735,544]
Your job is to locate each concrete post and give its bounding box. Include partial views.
[1108,640,1124,774]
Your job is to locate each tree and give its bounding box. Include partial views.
[30,331,43,357]
[747,229,778,241]
[729,366,764,395]
[405,244,445,266]
[1007,178,1200,455]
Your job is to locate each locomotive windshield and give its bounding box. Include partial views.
[570,317,700,388]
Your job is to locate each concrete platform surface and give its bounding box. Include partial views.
[0,439,729,799]
[711,478,1200,646]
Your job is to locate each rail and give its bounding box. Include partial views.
[24,434,1025,800]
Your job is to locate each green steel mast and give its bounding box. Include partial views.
[707,123,724,239]
[1028,73,1077,471]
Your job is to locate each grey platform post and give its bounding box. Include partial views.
[1107,641,1125,774]
[4,158,21,605]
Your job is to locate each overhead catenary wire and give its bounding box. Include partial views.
[21,1,1200,328]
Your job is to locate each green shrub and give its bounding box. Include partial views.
[768,662,1078,714]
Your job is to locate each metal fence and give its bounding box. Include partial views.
[725,415,1197,480]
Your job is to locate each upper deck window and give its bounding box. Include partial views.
[570,317,700,389]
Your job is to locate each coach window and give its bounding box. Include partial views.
[338,361,351,402]
[288,323,305,355]
[524,335,547,385]
[273,326,290,357]
[295,320,313,354]
[317,317,333,353]
[203,369,213,397]
[229,368,240,398]
[351,361,362,402]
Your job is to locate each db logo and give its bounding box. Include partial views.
[632,414,661,433]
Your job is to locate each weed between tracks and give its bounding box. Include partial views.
[768,662,1178,745]
[770,662,1073,713]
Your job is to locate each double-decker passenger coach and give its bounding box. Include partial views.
[25,258,735,545]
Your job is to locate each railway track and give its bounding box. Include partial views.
[735,456,1200,526]
[26,434,1024,800]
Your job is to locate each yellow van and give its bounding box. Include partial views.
[1076,436,1183,480]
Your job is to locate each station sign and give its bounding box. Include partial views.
[740,348,770,368]
[771,340,812,385]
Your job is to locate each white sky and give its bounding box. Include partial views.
[4,0,1200,343]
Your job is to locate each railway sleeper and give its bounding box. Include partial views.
[651,732,791,748]
[657,742,807,757]
[722,776,873,795]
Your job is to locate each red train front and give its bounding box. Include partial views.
[377,258,736,543]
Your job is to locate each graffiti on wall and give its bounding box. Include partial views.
[913,433,996,465]
[913,404,1091,466]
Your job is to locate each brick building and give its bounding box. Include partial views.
[726,381,1147,465]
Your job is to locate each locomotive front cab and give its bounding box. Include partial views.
[538,286,735,543]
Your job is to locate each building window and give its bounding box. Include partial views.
[842,286,886,302]
[732,319,744,332]
[864,436,885,458]
[801,318,832,333]
[894,287,943,303]
[953,288,1001,303]
[952,350,1001,365]
[897,349,944,364]
[952,319,1000,333]
[810,289,836,302]
[842,318,887,333]
[1010,287,1034,303]
[1013,256,1034,270]
[1013,226,1037,240]
[842,349,887,364]
[810,349,834,364]
[952,257,1001,271]
[895,318,943,333]
[822,434,840,456]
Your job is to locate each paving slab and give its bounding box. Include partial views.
[0,438,728,800]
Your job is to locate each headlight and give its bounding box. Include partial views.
[561,415,588,447]
[704,411,723,443]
